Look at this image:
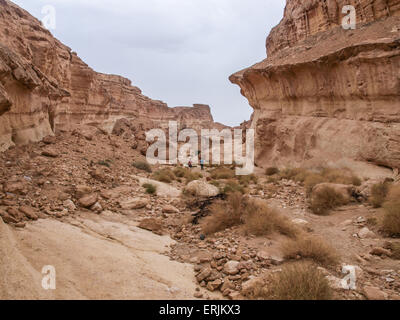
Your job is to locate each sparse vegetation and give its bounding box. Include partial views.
[202,193,298,238]
[97,160,111,168]
[382,185,400,237]
[370,182,390,208]
[279,167,361,192]
[223,180,246,195]
[152,168,176,183]
[388,242,400,260]
[173,167,202,183]
[258,262,333,300]
[132,161,152,173]
[238,174,258,186]
[265,167,279,176]
[143,183,157,195]
[282,234,339,268]
[202,192,243,235]
[210,167,235,180]
[310,186,348,215]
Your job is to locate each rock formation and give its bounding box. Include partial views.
[230,0,400,169]
[0,0,221,152]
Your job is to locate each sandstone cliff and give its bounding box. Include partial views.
[230,0,400,169]
[0,0,220,152]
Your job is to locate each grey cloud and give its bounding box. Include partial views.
[12,0,286,126]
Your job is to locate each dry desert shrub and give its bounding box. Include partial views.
[242,199,298,238]
[202,193,298,238]
[279,167,361,193]
[310,186,348,215]
[388,242,400,260]
[223,180,246,195]
[132,161,152,173]
[370,182,390,208]
[152,168,176,183]
[173,167,202,184]
[237,174,258,186]
[282,234,339,268]
[382,185,400,237]
[202,192,244,235]
[210,167,236,180]
[265,167,279,176]
[264,262,333,300]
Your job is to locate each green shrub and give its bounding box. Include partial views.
[143,183,157,195]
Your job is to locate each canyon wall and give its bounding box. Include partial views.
[0,0,220,152]
[230,0,400,169]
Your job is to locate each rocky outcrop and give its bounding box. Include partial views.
[0,0,220,152]
[230,0,400,169]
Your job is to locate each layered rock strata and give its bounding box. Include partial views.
[230,0,400,169]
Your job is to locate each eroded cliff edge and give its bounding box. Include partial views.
[230,0,400,169]
[0,0,221,151]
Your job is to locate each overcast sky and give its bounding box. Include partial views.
[13,0,285,126]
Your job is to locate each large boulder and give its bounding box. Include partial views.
[185,181,219,197]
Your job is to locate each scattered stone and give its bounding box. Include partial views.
[41,147,59,158]
[292,218,309,226]
[19,206,38,220]
[78,193,98,208]
[76,185,93,198]
[358,227,376,239]
[138,218,163,235]
[162,205,179,214]
[63,199,76,212]
[90,202,103,214]
[196,267,212,282]
[370,247,392,257]
[207,279,222,292]
[119,197,149,210]
[224,261,240,275]
[363,286,388,300]
[185,180,219,197]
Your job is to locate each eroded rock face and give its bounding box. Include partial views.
[230,0,400,169]
[0,0,220,151]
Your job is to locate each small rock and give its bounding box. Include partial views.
[79,193,98,208]
[358,227,376,239]
[63,200,76,212]
[162,205,179,214]
[224,261,240,275]
[207,279,222,292]
[41,147,59,158]
[90,202,103,214]
[363,286,388,300]
[19,206,38,220]
[370,247,392,257]
[196,267,212,282]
